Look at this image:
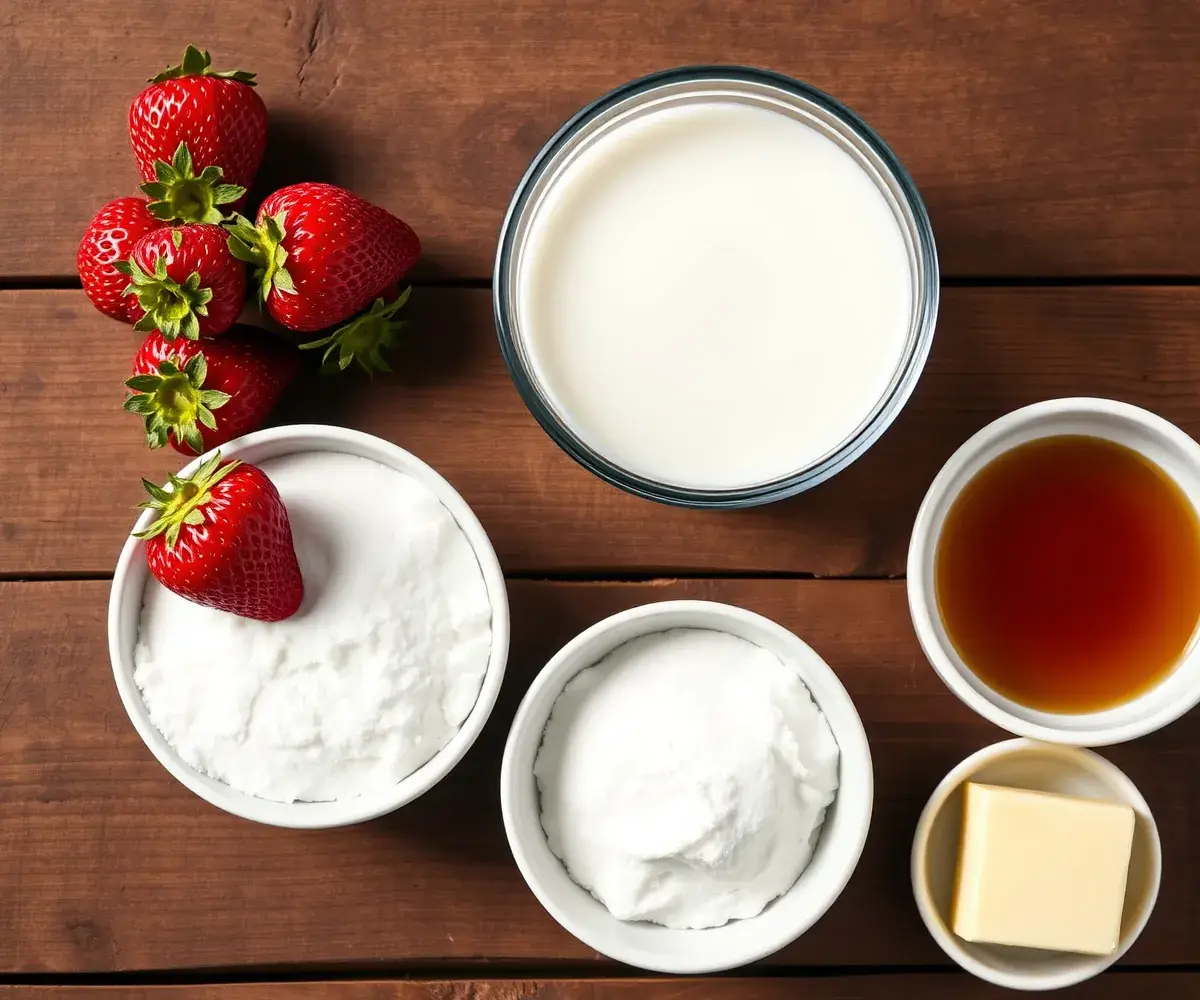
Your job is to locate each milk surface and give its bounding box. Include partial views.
[518,100,913,490]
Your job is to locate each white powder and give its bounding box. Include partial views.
[133,451,493,803]
[534,628,839,929]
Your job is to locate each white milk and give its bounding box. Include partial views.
[517,100,913,491]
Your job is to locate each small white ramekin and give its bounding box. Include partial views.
[908,397,1200,745]
[912,739,1161,991]
[499,600,873,974]
[108,424,510,828]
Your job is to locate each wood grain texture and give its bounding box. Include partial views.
[1,579,1197,973]
[2,0,1198,278]
[1,976,1195,999]
[5,287,1200,576]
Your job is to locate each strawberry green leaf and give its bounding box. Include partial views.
[140,479,173,504]
[180,44,209,78]
[149,45,258,86]
[179,312,200,342]
[134,453,241,549]
[126,374,163,392]
[226,239,262,266]
[184,352,206,384]
[301,287,412,376]
[117,257,151,294]
[224,211,295,303]
[123,393,154,414]
[265,213,286,244]
[123,346,230,453]
[272,268,297,295]
[140,141,246,225]
[180,423,204,454]
[125,261,213,342]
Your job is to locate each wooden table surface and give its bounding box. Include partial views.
[2,1,1198,997]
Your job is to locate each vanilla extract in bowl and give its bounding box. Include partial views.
[935,434,1200,714]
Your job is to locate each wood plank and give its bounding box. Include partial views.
[1,579,1197,973]
[1,1,1198,278]
[5,287,1200,576]
[0,976,1194,999]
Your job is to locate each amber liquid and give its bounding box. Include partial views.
[935,435,1200,713]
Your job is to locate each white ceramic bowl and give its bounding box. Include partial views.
[908,397,1200,745]
[912,739,1161,991]
[108,424,510,828]
[499,600,873,974]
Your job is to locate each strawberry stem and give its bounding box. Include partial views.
[124,352,231,454]
[141,143,245,225]
[115,247,214,341]
[134,452,241,550]
[225,211,297,305]
[300,287,411,374]
[148,45,257,86]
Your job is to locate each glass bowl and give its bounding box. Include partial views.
[494,65,939,508]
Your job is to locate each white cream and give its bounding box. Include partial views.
[518,100,912,490]
[132,451,492,803]
[535,628,840,929]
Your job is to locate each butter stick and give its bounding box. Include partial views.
[952,782,1135,956]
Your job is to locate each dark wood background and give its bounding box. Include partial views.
[2,1,1198,997]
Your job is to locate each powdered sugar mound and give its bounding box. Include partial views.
[133,451,492,803]
[535,628,839,929]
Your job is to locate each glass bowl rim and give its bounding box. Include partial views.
[493,64,939,509]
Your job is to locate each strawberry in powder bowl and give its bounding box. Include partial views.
[108,426,510,828]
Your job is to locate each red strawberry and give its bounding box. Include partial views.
[124,327,301,455]
[301,285,411,374]
[130,46,267,222]
[225,183,421,333]
[117,224,246,340]
[136,454,304,622]
[77,197,163,321]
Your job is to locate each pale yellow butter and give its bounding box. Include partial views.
[952,782,1135,956]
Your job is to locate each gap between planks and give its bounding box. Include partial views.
[0,963,1198,988]
[0,571,902,584]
